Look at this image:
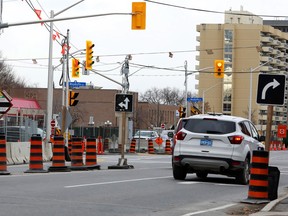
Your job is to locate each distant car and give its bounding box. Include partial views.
[172,113,265,185]
[133,130,159,140]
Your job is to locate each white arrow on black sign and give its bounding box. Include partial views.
[261,79,280,100]
[118,97,130,110]
[115,94,133,112]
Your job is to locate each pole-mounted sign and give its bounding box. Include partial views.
[115,94,133,112]
[0,90,13,114]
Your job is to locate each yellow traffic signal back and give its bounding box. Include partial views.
[214,60,225,78]
[69,91,79,106]
[132,2,146,30]
[72,59,80,78]
[86,40,94,70]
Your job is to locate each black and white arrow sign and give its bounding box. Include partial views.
[257,74,286,105]
[115,94,133,112]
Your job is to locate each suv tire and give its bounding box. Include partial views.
[236,157,250,185]
[173,165,187,180]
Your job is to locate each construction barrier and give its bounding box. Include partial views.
[165,139,171,155]
[148,139,154,154]
[0,134,10,175]
[25,134,48,173]
[129,139,136,153]
[6,142,13,165]
[85,137,100,170]
[248,150,269,200]
[10,142,30,164]
[48,136,70,172]
[70,137,86,170]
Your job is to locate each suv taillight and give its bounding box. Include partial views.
[228,135,244,144]
[176,131,186,141]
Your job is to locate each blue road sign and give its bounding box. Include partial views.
[68,81,86,88]
[187,97,203,103]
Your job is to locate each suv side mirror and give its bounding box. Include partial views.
[167,132,174,138]
[259,135,265,142]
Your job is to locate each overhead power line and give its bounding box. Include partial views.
[144,0,288,18]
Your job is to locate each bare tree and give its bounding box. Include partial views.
[0,53,27,90]
[140,87,197,105]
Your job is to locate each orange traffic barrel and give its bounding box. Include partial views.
[0,133,10,175]
[25,134,48,173]
[165,139,171,155]
[48,136,70,172]
[85,137,100,170]
[148,139,154,154]
[129,139,136,153]
[70,137,87,170]
[248,150,269,200]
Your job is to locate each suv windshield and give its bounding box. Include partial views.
[184,118,236,134]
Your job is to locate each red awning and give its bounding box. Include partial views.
[11,98,41,109]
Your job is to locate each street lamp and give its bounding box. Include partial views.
[202,82,222,114]
[46,0,85,144]
[184,65,213,115]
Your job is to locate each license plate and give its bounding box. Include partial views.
[200,139,212,146]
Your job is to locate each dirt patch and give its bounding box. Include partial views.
[225,203,266,215]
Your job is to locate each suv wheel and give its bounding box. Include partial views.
[173,165,187,180]
[236,157,250,185]
[196,171,208,179]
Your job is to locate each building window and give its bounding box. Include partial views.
[224,29,233,43]
[223,103,231,112]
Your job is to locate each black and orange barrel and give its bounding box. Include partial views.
[248,150,269,200]
[25,134,48,173]
[0,133,10,175]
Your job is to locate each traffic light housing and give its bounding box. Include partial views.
[86,40,94,70]
[69,91,79,106]
[214,60,225,78]
[132,2,146,30]
[178,106,186,118]
[71,58,80,78]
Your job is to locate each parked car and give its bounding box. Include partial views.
[172,113,265,185]
[133,130,159,140]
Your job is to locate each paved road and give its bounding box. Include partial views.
[1,151,287,216]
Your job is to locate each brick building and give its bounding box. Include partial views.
[6,88,178,131]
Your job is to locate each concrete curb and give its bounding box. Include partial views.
[250,188,288,216]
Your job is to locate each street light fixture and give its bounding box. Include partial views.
[46,0,85,143]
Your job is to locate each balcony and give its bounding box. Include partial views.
[261,47,273,53]
[261,36,274,44]
[260,66,274,72]
[260,56,272,62]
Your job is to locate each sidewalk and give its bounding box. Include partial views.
[250,187,288,216]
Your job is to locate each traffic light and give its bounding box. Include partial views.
[191,106,201,115]
[214,60,225,78]
[69,90,79,106]
[71,58,80,78]
[178,106,186,118]
[86,40,94,70]
[132,2,146,30]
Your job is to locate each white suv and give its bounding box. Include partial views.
[172,113,265,184]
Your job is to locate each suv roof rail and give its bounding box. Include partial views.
[207,112,223,116]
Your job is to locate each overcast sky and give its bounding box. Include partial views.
[1,0,287,94]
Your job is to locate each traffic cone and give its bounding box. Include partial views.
[129,139,136,153]
[48,136,70,172]
[165,139,171,155]
[273,143,277,151]
[269,143,273,151]
[282,143,287,151]
[25,134,48,173]
[85,137,100,170]
[148,139,154,154]
[70,137,86,170]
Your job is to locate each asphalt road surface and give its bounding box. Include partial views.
[1,151,288,216]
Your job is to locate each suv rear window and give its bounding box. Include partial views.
[183,118,236,134]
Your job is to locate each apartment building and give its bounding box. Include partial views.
[195,8,288,135]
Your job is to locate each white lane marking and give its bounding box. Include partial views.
[177,182,199,185]
[180,203,237,216]
[64,176,172,188]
